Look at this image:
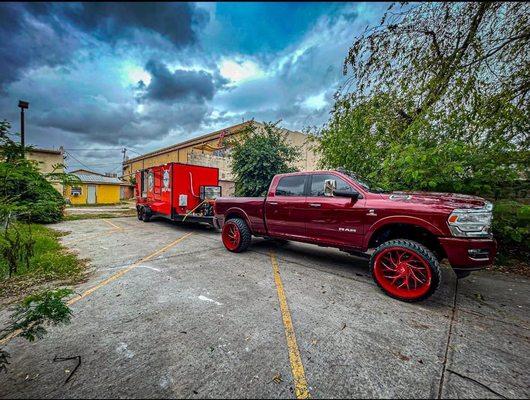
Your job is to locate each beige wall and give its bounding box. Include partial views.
[219,180,235,197]
[26,150,64,193]
[280,129,319,171]
[122,122,320,190]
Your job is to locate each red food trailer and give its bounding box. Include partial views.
[135,162,221,226]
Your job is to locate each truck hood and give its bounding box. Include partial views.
[387,191,489,211]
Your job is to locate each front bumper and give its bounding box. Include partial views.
[439,237,497,270]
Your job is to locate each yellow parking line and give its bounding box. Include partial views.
[63,218,127,246]
[102,219,122,230]
[270,251,311,399]
[0,232,193,346]
[68,232,193,305]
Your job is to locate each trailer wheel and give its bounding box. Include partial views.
[142,207,152,222]
[222,218,251,253]
[370,239,441,302]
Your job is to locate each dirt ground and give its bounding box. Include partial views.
[1,216,528,399]
[64,202,136,215]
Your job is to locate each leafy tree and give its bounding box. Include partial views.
[0,121,76,372]
[318,2,529,195]
[0,120,73,223]
[230,121,300,197]
[344,2,528,127]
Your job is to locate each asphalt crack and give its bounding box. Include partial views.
[437,278,458,399]
[446,368,508,399]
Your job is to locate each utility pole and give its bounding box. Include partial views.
[122,147,127,162]
[18,100,29,153]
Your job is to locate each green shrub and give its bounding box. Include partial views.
[1,120,66,224]
[493,200,530,258]
[0,162,65,224]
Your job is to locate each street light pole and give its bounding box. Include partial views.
[18,100,29,153]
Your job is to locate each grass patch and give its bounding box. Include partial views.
[63,211,136,221]
[0,224,86,299]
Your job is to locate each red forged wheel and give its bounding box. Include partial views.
[221,218,251,253]
[370,239,441,302]
[222,221,241,251]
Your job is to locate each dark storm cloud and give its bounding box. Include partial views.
[141,60,216,103]
[0,2,386,174]
[63,3,209,47]
[0,2,208,89]
[0,3,77,89]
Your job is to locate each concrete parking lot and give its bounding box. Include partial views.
[1,217,529,399]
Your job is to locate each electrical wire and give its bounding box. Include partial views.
[182,199,208,222]
[65,148,124,151]
[188,172,200,198]
[64,151,94,171]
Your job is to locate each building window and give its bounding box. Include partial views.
[71,187,82,196]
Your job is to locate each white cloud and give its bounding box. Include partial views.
[219,58,264,84]
[122,63,151,86]
[303,92,327,110]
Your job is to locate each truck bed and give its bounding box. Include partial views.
[214,197,267,235]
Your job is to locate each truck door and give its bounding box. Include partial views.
[305,173,366,249]
[265,174,308,239]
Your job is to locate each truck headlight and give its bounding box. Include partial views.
[448,204,493,238]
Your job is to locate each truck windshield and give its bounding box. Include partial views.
[336,169,386,193]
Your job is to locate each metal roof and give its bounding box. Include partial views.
[123,121,258,164]
[27,147,63,155]
[74,173,127,185]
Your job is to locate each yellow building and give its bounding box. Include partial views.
[26,147,65,193]
[122,121,319,196]
[65,169,129,205]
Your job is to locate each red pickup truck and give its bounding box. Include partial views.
[214,170,497,302]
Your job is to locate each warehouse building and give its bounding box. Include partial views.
[65,169,132,205]
[121,121,319,196]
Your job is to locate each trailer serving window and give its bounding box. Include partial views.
[154,169,162,194]
[141,170,149,197]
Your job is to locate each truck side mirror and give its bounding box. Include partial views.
[324,179,336,197]
[333,189,360,199]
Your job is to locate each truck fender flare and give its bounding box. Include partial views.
[363,215,444,249]
[224,207,252,232]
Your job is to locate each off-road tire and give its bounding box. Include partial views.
[142,207,152,222]
[369,239,442,302]
[222,217,251,253]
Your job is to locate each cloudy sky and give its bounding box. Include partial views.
[0,2,386,173]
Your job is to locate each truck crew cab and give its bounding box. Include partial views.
[214,170,497,302]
